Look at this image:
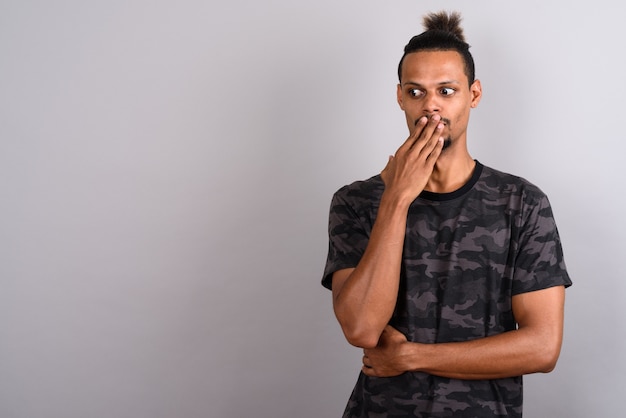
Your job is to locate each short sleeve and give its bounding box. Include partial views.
[511,190,572,294]
[321,190,371,290]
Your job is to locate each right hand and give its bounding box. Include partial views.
[362,325,411,377]
[380,114,445,203]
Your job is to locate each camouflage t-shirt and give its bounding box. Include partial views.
[322,161,572,418]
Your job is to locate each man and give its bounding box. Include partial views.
[322,11,572,417]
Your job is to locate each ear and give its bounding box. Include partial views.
[470,79,482,108]
[396,83,405,110]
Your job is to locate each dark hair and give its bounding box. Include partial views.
[397,11,475,86]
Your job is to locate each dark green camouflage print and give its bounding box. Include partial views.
[323,161,572,417]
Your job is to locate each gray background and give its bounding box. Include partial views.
[1,1,624,417]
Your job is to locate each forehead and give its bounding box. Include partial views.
[400,50,467,85]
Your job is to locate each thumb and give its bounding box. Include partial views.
[384,325,407,341]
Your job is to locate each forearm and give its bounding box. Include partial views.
[332,115,445,348]
[362,287,566,380]
[333,192,411,348]
[402,327,562,380]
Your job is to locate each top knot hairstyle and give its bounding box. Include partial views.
[423,11,466,42]
[397,11,475,86]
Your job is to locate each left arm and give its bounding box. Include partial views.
[362,285,566,380]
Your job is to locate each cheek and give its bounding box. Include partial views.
[404,110,418,125]
[451,108,470,126]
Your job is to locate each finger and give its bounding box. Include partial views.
[405,115,443,155]
[397,116,428,154]
[424,136,444,162]
[361,364,374,376]
[383,325,410,343]
[384,324,402,334]
[417,128,443,158]
[416,117,444,151]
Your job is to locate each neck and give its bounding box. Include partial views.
[425,150,476,194]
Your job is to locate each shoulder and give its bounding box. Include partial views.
[331,174,385,208]
[478,164,548,203]
[477,164,560,236]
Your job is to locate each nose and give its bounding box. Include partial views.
[422,92,441,114]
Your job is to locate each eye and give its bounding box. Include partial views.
[408,88,424,98]
[440,87,456,96]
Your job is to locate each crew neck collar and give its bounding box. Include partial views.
[418,160,483,202]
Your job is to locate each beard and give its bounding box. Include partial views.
[442,136,452,150]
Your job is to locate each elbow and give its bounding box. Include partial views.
[537,360,558,374]
[533,341,562,374]
[537,351,560,373]
[346,334,379,349]
[334,306,384,348]
[340,324,381,349]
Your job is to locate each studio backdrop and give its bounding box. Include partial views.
[1,1,624,417]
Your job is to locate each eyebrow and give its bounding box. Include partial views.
[402,80,460,87]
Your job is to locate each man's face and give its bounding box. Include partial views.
[397,50,482,150]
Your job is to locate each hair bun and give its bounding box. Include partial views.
[423,11,465,42]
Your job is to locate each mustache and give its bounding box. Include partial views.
[415,115,451,126]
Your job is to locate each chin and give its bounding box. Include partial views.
[442,138,452,150]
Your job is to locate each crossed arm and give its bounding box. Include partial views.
[359,285,565,380]
[334,264,566,381]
